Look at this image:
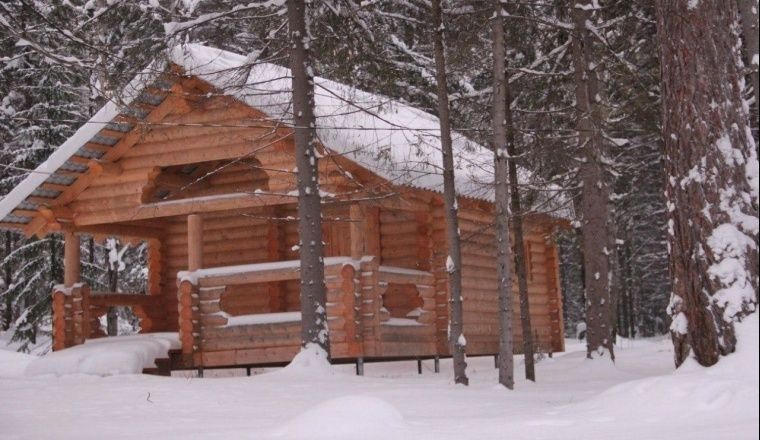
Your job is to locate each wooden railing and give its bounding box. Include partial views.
[51,285,164,350]
[376,266,436,326]
[175,256,439,365]
[176,257,369,365]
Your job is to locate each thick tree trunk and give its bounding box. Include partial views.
[571,0,616,361]
[492,0,514,389]
[432,0,468,386]
[656,0,759,367]
[288,0,330,354]
[738,0,759,146]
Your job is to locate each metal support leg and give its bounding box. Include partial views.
[246,367,251,376]
[417,358,422,375]
[494,354,499,368]
[434,355,440,373]
[198,367,204,378]
[356,357,364,376]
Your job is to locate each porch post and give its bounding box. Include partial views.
[63,231,80,286]
[188,214,203,271]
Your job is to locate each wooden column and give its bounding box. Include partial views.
[63,231,80,286]
[187,214,203,271]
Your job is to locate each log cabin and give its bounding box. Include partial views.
[0,44,567,372]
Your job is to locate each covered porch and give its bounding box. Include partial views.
[51,211,442,370]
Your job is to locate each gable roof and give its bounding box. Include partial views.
[0,44,532,228]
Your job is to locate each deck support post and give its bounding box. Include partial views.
[494,354,499,368]
[197,367,204,378]
[63,231,80,286]
[417,358,422,375]
[246,367,251,376]
[187,214,203,271]
[434,356,440,373]
[356,357,364,376]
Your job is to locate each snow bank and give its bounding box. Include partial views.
[574,314,759,427]
[0,350,36,378]
[272,395,406,440]
[24,333,179,377]
[279,344,333,377]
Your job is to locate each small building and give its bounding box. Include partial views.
[0,45,565,371]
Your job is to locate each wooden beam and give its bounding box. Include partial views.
[63,231,80,287]
[87,159,122,176]
[187,214,203,271]
[89,293,162,308]
[73,193,296,226]
[39,206,73,222]
[0,222,25,231]
[64,223,164,240]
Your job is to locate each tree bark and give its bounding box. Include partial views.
[738,0,759,147]
[106,239,118,337]
[106,267,118,336]
[288,0,330,354]
[2,231,13,330]
[492,0,514,389]
[506,95,535,381]
[571,0,616,361]
[656,0,759,367]
[431,0,468,386]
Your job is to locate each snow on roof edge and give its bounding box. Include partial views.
[0,62,166,223]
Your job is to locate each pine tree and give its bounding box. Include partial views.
[656,0,759,367]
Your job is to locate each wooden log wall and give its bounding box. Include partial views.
[427,201,565,356]
[452,205,564,355]
[379,209,430,270]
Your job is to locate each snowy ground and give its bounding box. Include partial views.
[0,317,757,440]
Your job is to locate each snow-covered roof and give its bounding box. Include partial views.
[1,44,562,226]
[170,44,495,198]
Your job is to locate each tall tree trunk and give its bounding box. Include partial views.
[106,239,118,337]
[432,0,468,386]
[571,0,616,361]
[492,0,514,389]
[656,0,759,367]
[106,265,118,336]
[2,231,13,330]
[738,0,759,147]
[504,78,535,379]
[288,0,330,355]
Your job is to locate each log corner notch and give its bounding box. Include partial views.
[52,231,88,351]
[51,283,90,351]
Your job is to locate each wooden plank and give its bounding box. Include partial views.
[73,193,295,226]
[88,293,162,308]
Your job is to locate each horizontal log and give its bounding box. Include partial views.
[201,331,300,352]
[89,293,162,308]
[74,193,296,226]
